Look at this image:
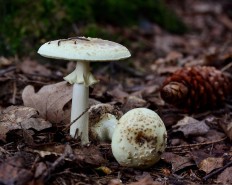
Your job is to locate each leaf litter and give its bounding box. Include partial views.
[0,0,232,184]
[0,106,51,141]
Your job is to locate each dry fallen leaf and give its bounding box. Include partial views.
[173,116,210,137]
[73,146,106,166]
[199,157,224,174]
[0,156,33,185]
[22,81,72,124]
[108,179,123,185]
[128,175,162,185]
[122,96,148,113]
[0,56,13,67]
[28,144,106,167]
[217,166,232,184]
[218,116,232,140]
[107,86,129,103]
[151,51,183,75]
[20,59,52,76]
[191,150,211,166]
[162,152,194,172]
[34,162,48,179]
[0,106,52,141]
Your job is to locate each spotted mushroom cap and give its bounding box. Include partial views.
[111,108,167,168]
[38,36,131,61]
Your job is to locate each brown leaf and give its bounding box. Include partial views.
[161,152,194,172]
[34,162,48,178]
[191,151,211,166]
[20,59,52,76]
[217,166,232,184]
[199,157,224,174]
[108,179,123,185]
[0,156,33,185]
[128,175,162,185]
[219,14,232,31]
[218,117,232,140]
[173,116,210,137]
[0,56,13,67]
[193,2,221,14]
[0,106,52,140]
[151,51,183,75]
[107,86,129,103]
[73,146,106,166]
[29,144,106,167]
[22,81,72,124]
[122,96,148,113]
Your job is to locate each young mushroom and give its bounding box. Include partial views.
[38,37,131,145]
[111,108,167,168]
[89,103,122,142]
[90,113,118,142]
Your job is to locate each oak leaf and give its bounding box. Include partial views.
[22,81,72,124]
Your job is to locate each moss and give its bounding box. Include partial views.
[0,0,187,56]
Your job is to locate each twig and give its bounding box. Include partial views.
[203,160,232,181]
[64,107,90,131]
[70,107,90,126]
[0,66,16,76]
[40,144,72,182]
[166,137,227,150]
[12,80,17,104]
[221,62,232,72]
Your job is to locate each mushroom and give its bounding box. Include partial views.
[89,103,122,142]
[38,37,131,145]
[111,108,167,168]
[90,113,118,142]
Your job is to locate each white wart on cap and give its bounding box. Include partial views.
[111,108,167,168]
[37,36,131,145]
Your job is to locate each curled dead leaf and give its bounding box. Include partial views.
[199,157,224,174]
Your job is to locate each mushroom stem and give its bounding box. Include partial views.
[70,83,89,144]
[65,61,96,145]
[90,113,118,142]
[102,114,117,141]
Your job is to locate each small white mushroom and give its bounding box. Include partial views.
[90,113,118,142]
[37,37,130,145]
[111,108,167,168]
[89,103,122,142]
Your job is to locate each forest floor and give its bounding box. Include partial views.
[0,0,232,184]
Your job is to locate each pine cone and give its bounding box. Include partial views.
[160,66,231,111]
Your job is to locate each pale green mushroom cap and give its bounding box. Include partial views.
[37,37,131,61]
